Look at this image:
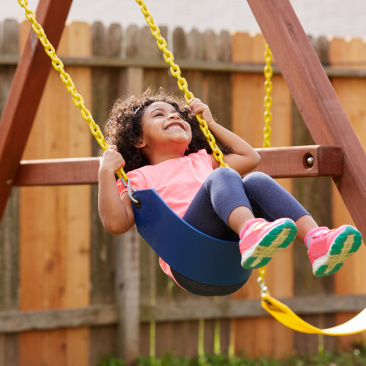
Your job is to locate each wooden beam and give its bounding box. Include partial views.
[14,157,100,186]
[0,294,364,333]
[0,0,73,220]
[0,304,118,333]
[255,145,342,178]
[13,146,342,186]
[247,0,366,240]
[140,294,366,323]
[4,54,366,78]
[4,55,366,79]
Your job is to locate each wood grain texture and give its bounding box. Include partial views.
[231,31,294,358]
[14,146,342,186]
[0,19,20,366]
[329,36,366,351]
[19,21,91,366]
[292,97,335,354]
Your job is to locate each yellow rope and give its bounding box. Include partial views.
[135,0,228,168]
[17,0,127,181]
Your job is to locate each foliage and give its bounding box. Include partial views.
[98,353,125,366]
[98,345,366,366]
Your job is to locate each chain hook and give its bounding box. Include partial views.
[121,177,140,205]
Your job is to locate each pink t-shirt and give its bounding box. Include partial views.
[116,149,213,281]
[117,149,213,217]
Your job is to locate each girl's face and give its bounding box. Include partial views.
[137,102,192,157]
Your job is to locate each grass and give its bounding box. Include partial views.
[98,345,366,366]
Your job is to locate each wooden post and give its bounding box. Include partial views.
[247,0,366,239]
[0,0,73,222]
[114,230,140,364]
[112,25,145,363]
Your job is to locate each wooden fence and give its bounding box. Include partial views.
[0,18,366,366]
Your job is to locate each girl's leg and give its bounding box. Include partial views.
[185,168,297,270]
[174,168,294,295]
[243,172,363,276]
[183,167,254,241]
[242,171,310,224]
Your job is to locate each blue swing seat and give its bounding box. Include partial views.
[132,189,252,286]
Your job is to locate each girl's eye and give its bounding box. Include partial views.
[154,112,164,117]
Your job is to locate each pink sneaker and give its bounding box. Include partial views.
[240,218,297,269]
[305,225,363,277]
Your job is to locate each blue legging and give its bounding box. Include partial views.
[171,168,310,296]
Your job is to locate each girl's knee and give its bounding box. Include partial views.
[209,167,241,181]
[243,172,273,187]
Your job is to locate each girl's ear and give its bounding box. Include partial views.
[133,139,146,149]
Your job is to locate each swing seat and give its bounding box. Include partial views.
[132,189,252,287]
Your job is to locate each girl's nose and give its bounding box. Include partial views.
[168,112,181,119]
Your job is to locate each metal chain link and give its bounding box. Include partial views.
[135,0,228,168]
[17,0,128,181]
[258,41,274,294]
[263,42,273,149]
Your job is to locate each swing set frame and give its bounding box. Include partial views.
[1,0,359,218]
[0,0,365,338]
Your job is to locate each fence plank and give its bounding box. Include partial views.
[90,21,121,363]
[19,21,92,366]
[202,29,234,357]
[231,31,294,359]
[292,84,336,353]
[0,19,20,366]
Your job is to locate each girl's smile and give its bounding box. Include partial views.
[137,102,192,164]
[164,121,186,131]
[141,102,192,144]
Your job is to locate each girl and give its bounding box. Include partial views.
[98,89,362,296]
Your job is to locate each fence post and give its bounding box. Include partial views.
[112,25,145,364]
[114,228,140,363]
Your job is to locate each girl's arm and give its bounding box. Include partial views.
[189,98,261,175]
[98,145,136,234]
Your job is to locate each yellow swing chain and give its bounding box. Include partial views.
[135,0,228,168]
[17,0,128,182]
[258,42,274,295]
[263,42,273,148]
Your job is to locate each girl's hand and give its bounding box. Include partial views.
[188,98,215,126]
[99,145,125,175]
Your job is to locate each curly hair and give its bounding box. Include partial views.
[104,88,231,173]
